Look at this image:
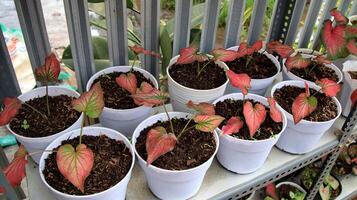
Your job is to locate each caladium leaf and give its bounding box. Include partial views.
[115,72,138,94]
[346,26,357,39]
[35,53,61,83]
[316,78,341,97]
[131,82,168,107]
[186,100,215,115]
[72,82,104,118]
[145,126,177,165]
[176,47,207,64]
[266,41,294,58]
[314,55,332,64]
[265,182,279,200]
[351,89,357,108]
[211,48,237,62]
[193,114,225,132]
[0,145,28,193]
[243,101,266,137]
[347,40,357,56]
[267,97,283,123]
[330,8,348,25]
[292,83,317,124]
[129,45,145,54]
[221,116,243,135]
[56,144,94,193]
[0,97,22,126]
[226,70,251,95]
[251,40,263,52]
[236,42,249,58]
[321,20,349,59]
[285,53,311,71]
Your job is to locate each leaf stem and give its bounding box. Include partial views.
[45,83,50,116]
[177,125,196,140]
[177,117,193,138]
[245,57,251,68]
[131,54,138,70]
[23,103,48,120]
[79,114,86,145]
[197,60,212,77]
[163,104,174,135]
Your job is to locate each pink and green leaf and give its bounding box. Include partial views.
[321,20,349,59]
[193,114,225,132]
[211,48,237,62]
[285,53,311,71]
[316,78,341,97]
[186,100,215,115]
[131,82,168,107]
[292,83,317,124]
[236,42,250,58]
[265,182,279,200]
[314,55,332,64]
[243,101,267,137]
[347,40,357,56]
[35,53,61,83]
[226,70,251,95]
[115,72,138,94]
[221,116,243,135]
[251,40,263,52]
[330,8,348,25]
[146,126,177,165]
[56,144,94,193]
[267,97,283,123]
[0,97,22,126]
[177,47,207,64]
[266,41,294,58]
[72,82,104,118]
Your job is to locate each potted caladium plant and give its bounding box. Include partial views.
[167,47,231,112]
[271,80,342,154]
[39,82,135,200]
[264,182,306,200]
[132,90,223,199]
[0,53,83,163]
[86,45,160,137]
[212,72,287,173]
[225,40,281,95]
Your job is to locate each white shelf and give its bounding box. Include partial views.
[336,174,357,200]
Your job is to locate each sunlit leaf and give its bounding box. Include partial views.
[226,70,251,95]
[193,114,224,132]
[131,82,168,107]
[221,116,243,135]
[35,53,61,83]
[285,53,311,71]
[115,72,137,94]
[186,100,215,115]
[316,78,341,97]
[72,82,104,118]
[0,97,22,126]
[243,101,266,137]
[267,97,283,123]
[321,20,349,59]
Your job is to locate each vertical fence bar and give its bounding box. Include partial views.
[298,0,323,48]
[200,0,221,53]
[247,0,267,45]
[173,0,193,56]
[285,0,307,45]
[350,0,357,16]
[339,0,351,14]
[266,0,280,42]
[105,0,128,66]
[0,29,21,101]
[141,0,160,79]
[63,0,95,92]
[224,0,246,48]
[14,0,50,70]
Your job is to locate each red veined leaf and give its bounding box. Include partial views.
[316,78,341,97]
[0,97,22,126]
[211,48,237,62]
[131,82,168,107]
[0,145,28,193]
[267,97,283,123]
[347,40,357,56]
[321,20,349,59]
[34,53,61,83]
[56,144,94,193]
[145,126,177,165]
[115,72,137,94]
[351,89,357,107]
[292,83,317,124]
[251,40,263,52]
[193,114,225,132]
[176,47,208,64]
[186,100,215,115]
[314,55,332,64]
[129,45,145,54]
[72,82,104,118]
[236,42,249,58]
[221,116,243,135]
[265,182,279,200]
[330,8,348,25]
[285,53,311,71]
[266,41,294,58]
[226,70,251,95]
[346,26,357,39]
[243,101,267,137]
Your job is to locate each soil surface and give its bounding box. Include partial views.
[289,61,339,82]
[215,99,283,140]
[135,117,216,170]
[279,184,303,200]
[169,60,227,90]
[93,70,154,109]
[226,52,277,79]
[43,135,132,195]
[348,71,357,79]
[9,95,80,137]
[273,85,338,122]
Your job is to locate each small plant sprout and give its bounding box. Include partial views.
[235,40,263,67]
[34,53,61,116]
[55,82,104,193]
[21,120,30,130]
[266,41,294,58]
[129,44,161,69]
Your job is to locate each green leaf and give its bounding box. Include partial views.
[72,82,104,118]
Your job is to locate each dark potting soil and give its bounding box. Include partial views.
[273,85,338,122]
[43,135,132,195]
[352,20,357,25]
[93,70,154,109]
[225,52,278,79]
[169,61,227,90]
[9,95,80,138]
[135,117,216,170]
[289,61,339,82]
[278,184,303,200]
[215,99,283,140]
[348,71,357,79]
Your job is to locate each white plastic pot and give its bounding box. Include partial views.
[132,112,219,200]
[225,46,281,96]
[282,52,343,84]
[167,56,229,113]
[271,81,341,154]
[7,86,83,163]
[340,60,357,116]
[86,66,158,137]
[213,93,287,174]
[39,127,135,200]
[276,182,307,197]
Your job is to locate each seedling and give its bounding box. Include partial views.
[234,40,263,68]
[21,120,29,130]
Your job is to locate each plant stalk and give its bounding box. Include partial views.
[23,103,48,120]
[197,60,212,77]
[245,57,251,68]
[177,117,193,138]
[163,104,175,135]
[177,125,196,139]
[79,114,86,145]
